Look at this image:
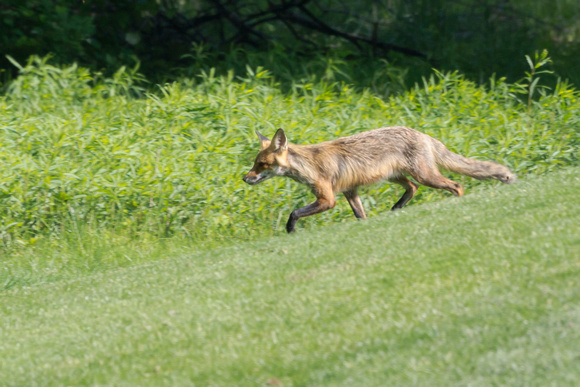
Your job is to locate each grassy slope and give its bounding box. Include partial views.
[1,168,579,386]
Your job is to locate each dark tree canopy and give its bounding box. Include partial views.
[1,0,579,85]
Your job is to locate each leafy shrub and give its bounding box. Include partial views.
[0,56,578,249]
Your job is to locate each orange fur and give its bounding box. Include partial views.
[243,127,515,233]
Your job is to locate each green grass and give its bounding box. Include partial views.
[1,167,579,386]
[0,55,578,255]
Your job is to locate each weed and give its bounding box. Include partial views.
[0,55,578,255]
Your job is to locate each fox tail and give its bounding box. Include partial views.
[435,146,516,184]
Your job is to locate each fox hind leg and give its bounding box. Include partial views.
[409,163,464,197]
[389,176,419,210]
[343,188,367,219]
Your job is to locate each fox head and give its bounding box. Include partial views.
[243,128,289,185]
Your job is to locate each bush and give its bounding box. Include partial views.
[0,56,578,249]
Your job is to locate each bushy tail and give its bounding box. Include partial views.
[435,145,516,184]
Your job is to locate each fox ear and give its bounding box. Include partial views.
[271,128,288,152]
[256,130,271,150]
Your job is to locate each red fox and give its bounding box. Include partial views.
[243,127,516,233]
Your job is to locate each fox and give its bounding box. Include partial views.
[243,126,516,233]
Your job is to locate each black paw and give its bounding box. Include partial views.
[286,212,297,233]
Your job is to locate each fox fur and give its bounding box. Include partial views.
[243,126,516,233]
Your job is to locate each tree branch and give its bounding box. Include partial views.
[283,8,427,58]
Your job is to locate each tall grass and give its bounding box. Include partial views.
[0,55,578,255]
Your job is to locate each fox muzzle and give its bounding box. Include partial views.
[242,174,256,184]
[243,170,273,185]
[243,171,260,185]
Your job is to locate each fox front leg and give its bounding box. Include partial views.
[286,183,335,233]
[286,198,336,233]
[343,188,367,219]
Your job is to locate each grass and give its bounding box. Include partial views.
[1,167,579,386]
[0,55,578,256]
[0,54,578,384]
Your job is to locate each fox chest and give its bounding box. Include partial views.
[287,173,314,187]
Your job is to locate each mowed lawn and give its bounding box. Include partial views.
[1,168,579,386]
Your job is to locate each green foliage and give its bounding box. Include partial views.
[179,44,416,98]
[510,49,554,113]
[0,56,578,252]
[1,0,579,86]
[1,168,579,385]
[0,0,94,71]
[387,0,580,84]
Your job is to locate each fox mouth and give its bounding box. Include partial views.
[243,177,260,185]
[243,174,271,185]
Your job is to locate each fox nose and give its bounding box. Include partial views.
[242,174,249,183]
